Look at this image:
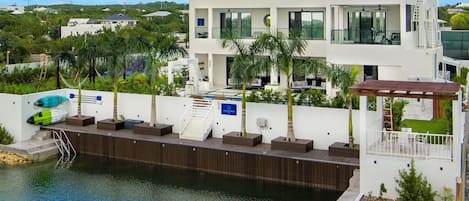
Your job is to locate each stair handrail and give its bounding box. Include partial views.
[202,101,215,137]
[60,130,76,157]
[178,100,194,135]
[52,130,65,158]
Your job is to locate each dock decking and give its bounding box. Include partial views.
[44,123,359,191]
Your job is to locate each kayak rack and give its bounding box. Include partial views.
[52,130,77,168]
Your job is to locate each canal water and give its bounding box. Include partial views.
[0,156,341,201]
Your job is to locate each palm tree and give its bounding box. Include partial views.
[80,34,102,85]
[257,32,322,142]
[51,38,76,89]
[101,31,126,122]
[326,64,360,147]
[146,33,186,127]
[222,37,269,136]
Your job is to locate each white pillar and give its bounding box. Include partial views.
[168,61,175,85]
[325,5,332,42]
[376,96,384,130]
[208,53,214,89]
[270,7,278,34]
[359,96,368,157]
[208,8,213,39]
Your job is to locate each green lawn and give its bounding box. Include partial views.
[402,118,449,134]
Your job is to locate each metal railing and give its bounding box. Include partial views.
[195,27,209,38]
[277,28,325,40]
[331,29,401,45]
[367,130,453,160]
[212,27,270,39]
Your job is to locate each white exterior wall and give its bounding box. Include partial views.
[0,90,69,142]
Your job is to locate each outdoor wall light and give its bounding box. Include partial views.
[374,160,377,164]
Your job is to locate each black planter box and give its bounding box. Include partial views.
[328,142,359,158]
[97,119,125,130]
[133,123,172,136]
[271,137,313,153]
[223,132,262,146]
[65,116,95,126]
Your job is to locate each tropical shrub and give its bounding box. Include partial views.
[0,125,13,145]
[395,160,436,201]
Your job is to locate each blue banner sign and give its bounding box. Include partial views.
[221,103,237,115]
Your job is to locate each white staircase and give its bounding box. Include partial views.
[179,98,214,141]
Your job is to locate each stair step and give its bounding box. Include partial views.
[32,130,52,141]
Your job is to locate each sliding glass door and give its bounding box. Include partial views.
[348,10,386,44]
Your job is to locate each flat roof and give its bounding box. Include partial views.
[351,80,460,100]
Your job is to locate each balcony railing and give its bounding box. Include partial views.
[331,29,401,45]
[212,27,270,39]
[277,28,325,40]
[367,130,453,160]
[195,27,209,39]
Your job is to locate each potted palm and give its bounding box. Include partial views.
[257,32,323,152]
[326,64,360,158]
[97,32,126,130]
[133,33,186,135]
[221,37,269,146]
[66,35,95,126]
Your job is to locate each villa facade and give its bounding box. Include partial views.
[189,0,443,97]
[61,14,137,38]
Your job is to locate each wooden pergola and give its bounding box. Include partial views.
[350,80,461,100]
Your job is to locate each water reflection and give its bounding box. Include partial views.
[0,156,340,201]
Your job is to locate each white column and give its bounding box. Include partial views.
[208,8,213,39]
[269,7,279,85]
[359,96,368,158]
[168,61,174,85]
[208,53,214,89]
[325,5,332,42]
[270,7,278,34]
[376,96,384,130]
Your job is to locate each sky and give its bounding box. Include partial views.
[0,0,465,6]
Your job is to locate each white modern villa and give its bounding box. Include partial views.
[188,0,443,96]
[187,0,466,200]
[61,14,138,38]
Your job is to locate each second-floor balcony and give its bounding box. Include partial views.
[331,29,401,45]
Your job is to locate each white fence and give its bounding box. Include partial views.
[367,130,453,160]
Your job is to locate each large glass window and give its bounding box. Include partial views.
[347,10,387,44]
[289,11,324,40]
[220,12,252,38]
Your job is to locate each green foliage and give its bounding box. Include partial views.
[379,183,387,199]
[259,89,284,104]
[247,90,261,103]
[395,160,436,201]
[438,187,454,201]
[402,118,448,134]
[390,99,408,131]
[450,13,469,30]
[0,124,13,145]
[296,89,326,106]
[443,100,453,135]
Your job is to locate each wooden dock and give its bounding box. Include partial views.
[43,123,359,191]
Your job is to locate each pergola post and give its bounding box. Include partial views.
[376,96,384,130]
[359,96,368,158]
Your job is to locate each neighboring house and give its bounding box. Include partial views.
[441,30,469,80]
[142,11,172,19]
[455,3,469,9]
[0,6,24,14]
[100,14,137,27]
[448,8,465,14]
[60,15,137,38]
[189,0,456,200]
[33,7,58,14]
[102,8,111,12]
